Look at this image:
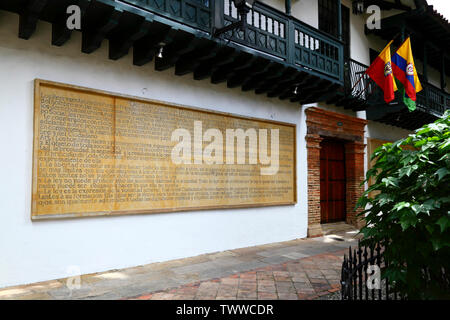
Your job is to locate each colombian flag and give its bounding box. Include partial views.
[366,40,398,103]
[392,37,422,105]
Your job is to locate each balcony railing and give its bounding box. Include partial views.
[118,0,344,82]
[120,0,212,31]
[223,0,288,60]
[417,83,450,117]
[344,59,372,100]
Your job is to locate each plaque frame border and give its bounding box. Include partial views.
[32,79,297,220]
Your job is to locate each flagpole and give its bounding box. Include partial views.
[349,73,365,94]
[350,33,406,101]
[348,34,401,95]
[354,80,372,100]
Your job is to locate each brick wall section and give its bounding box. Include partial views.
[305,134,324,238]
[305,107,368,235]
[344,142,366,228]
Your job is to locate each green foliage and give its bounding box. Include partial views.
[357,110,450,300]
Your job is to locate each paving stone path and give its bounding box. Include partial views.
[0,223,359,300]
[130,250,345,300]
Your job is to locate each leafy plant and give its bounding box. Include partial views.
[357,110,450,300]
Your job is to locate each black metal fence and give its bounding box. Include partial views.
[340,240,402,300]
[341,240,450,300]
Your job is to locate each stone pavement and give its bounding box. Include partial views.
[0,223,360,300]
[130,250,345,300]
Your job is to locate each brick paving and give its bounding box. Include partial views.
[129,251,344,300]
[0,222,359,300]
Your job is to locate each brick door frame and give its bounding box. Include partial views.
[305,107,368,237]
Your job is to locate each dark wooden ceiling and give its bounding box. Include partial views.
[0,0,342,107]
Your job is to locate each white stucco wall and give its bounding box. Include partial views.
[360,113,413,191]
[263,0,319,28]
[0,0,438,288]
[0,11,311,288]
[291,0,319,28]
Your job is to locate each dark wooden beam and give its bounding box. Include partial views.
[82,8,122,54]
[154,32,197,71]
[266,81,297,98]
[193,47,237,80]
[52,0,89,47]
[241,63,284,91]
[264,68,301,97]
[253,66,290,94]
[210,53,255,84]
[302,83,342,104]
[274,73,312,100]
[227,58,271,89]
[241,79,264,92]
[366,104,404,121]
[132,24,174,66]
[254,83,275,95]
[109,17,152,60]
[254,75,288,95]
[325,94,343,105]
[287,76,340,104]
[290,79,329,102]
[52,24,72,46]
[278,89,297,101]
[19,0,47,39]
[175,41,219,76]
[352,103,369,112]
[253,71,291,95]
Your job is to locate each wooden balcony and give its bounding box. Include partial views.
[327,59,450,130]
[0,0,345,104]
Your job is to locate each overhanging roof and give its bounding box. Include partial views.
[366,4,450,76]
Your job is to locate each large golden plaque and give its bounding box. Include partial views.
[32,80,296,220]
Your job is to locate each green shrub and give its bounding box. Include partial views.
[357,110,450,300]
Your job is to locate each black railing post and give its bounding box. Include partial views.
[286,17,295,65]
[358,241,363,300]
[364,245,369,300]
[376,244,382,300]
[337,0,342,41]
[423,42,428,83]
[338,44,344,82]
[385,255,390,300]
[341,255,348,299]
[441,51,447,90]
[349,247,353,300]
[285,0,291,15]
[212,0,224,31]
[353,249,357,300]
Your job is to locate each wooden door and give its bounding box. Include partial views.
[320,139,346,223]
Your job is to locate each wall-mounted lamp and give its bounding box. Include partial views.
[157,43,165,59]
[214,0,255,37]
